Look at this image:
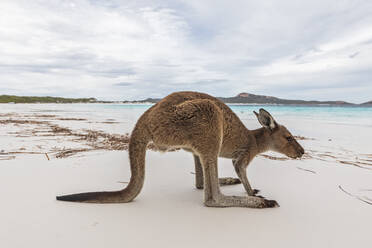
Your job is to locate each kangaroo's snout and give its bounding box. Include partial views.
[296,144,305,158]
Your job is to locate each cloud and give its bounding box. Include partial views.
[114,82,133,86]
[0,0,371,103]
[349,52,360,58]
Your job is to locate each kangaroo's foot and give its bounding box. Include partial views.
[196,177,241,189]
[204,194,279,208]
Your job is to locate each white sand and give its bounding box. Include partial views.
[0,105,372,248]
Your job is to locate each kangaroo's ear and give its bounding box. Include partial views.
[253,108,277,130]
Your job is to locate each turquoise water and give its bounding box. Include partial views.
[3,103,371,127]
[93,104,372,126]
[229,105,372,120]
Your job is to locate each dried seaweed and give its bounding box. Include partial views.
[25,114,57,118]
[296,167,316,174]
[0,119,47,125]
[337,160,372,170]
[100,119,119,124]
[0,155,16,160]
[50,125,73,134]
[259,154,290,161]
[338,185,372,206]
[56,118,87,121]
[55,148,91,158]
[294,135,315,140]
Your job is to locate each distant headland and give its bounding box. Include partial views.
[1,93,371,106]
[123,92,371,106]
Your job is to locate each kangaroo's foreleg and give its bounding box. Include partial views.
[200,155,277,208]
[194,155,241,190]
[233,156,259,196]
[194,155,204,189]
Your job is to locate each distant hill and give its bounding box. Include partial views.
[219,92,354,105]
[0,95,97,103]
[123,92,356,106]
[122,98,160,104]
[361,101,372,106]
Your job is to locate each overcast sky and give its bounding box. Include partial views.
[0,0,372,103]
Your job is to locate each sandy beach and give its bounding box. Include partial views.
[1,104,372,248]
[2,0,372,247]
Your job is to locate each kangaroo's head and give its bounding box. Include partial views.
[254,108,304,159]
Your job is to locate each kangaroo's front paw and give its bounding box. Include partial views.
[253,189,260,195]
[248,188,260,196]
[263,199,280,208]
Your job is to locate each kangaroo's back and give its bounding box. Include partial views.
[144,91,254,158]
[149,91,248,133]
[151,91,237,117]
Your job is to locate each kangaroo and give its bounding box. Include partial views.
[57,91,304,208]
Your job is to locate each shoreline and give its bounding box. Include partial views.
[2,102,372,107]
[1,112,371,171]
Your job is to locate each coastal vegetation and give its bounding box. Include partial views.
[0,95,97,103]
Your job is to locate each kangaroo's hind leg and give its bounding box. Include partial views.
[194,155,241,190]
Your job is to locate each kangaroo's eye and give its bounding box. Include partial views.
[286,136,294,141]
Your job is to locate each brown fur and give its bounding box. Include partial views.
[57,91,304,208]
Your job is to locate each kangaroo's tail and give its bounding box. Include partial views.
[56,121,150,203]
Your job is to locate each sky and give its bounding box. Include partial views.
[0,0,372,103]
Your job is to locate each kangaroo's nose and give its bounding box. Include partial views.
[299,146,305,156]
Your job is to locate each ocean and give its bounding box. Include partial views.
[1,103,371,128]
